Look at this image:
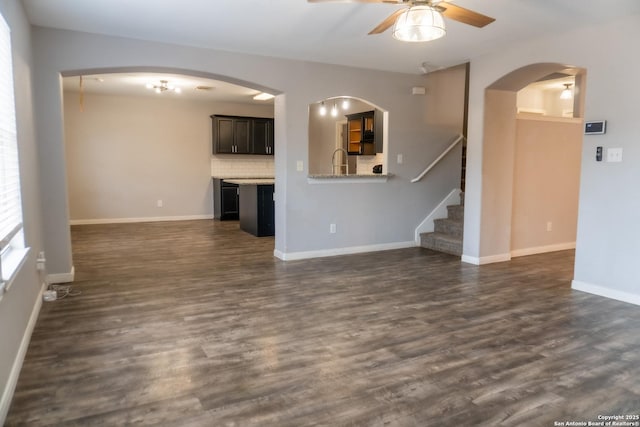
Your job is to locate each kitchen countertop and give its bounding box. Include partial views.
[223,178,275,185]
[307,173,392,184]
[307,173,391,179]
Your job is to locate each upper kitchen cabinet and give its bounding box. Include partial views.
[211,115,274,155]
[212,115,250,154]
[347,110,383,155]
[252,118,274,155]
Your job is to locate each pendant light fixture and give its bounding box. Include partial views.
[330,102,338,117]
[560,83,573,100]
[392,5,446,43]
[319,101,327,116]
[342,98,350,110]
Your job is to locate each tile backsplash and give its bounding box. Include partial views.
[211,155,275,178]
[212,154,382,177]
[357,153,384,175]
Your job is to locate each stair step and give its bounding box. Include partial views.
[447,204,464,221]
[420,232,462,256]
[434,218,463,239]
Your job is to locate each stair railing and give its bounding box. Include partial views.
[410,134,465,183]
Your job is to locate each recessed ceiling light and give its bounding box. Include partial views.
[253,92,275,101]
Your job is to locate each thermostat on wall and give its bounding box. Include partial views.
[584,120,606,134]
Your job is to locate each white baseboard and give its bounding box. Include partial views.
[572,280,640,306]
[462,242,576,265]
[69,214,213,225]
[274,240,417,261]
[0,283,45,424]
[414,188,461,243]
[47,266,75,284]
[511,241,576,258]
[461,253,511,265]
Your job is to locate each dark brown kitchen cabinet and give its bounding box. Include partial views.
[213,179,239,220]
[346,110,377,155]
[252,118,274,155]
[213,117,234,153]
[239,184,275,237]
[211,115,274,155]
[233,118,251,154]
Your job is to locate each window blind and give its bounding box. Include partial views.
[0,13,22,252]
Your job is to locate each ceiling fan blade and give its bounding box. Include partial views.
[368,8,406,35]
[439,2,495,28]
[307,0,387,3]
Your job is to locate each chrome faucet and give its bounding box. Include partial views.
[331,148,349,175]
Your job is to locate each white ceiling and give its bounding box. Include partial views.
[21,0,640,75]
[24,0,640,103]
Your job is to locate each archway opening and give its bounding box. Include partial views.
[60,67,284,262]
[479,63,586,261]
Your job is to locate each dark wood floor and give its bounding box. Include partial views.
[7,220,640,426]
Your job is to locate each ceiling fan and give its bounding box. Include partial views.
[307,0,495,42]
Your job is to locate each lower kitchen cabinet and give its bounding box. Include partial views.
[213,179,239,220]
[239,184,275,237]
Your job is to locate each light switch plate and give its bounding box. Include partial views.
[296,160,304,171]
[607,147,623,162]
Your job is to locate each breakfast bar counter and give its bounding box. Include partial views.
[224,179,275,237]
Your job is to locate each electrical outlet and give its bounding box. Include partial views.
[157,199,163,208]
[547,221,553,232]
[397,154,403,164]
[329,223,336,234]
[296,160,304,172]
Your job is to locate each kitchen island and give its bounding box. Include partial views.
[223,179,275,237]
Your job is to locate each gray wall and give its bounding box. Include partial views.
[464,12,640,302]
[32,27,462,274]
[0,0,46,421]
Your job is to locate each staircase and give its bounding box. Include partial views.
[420,193,464,256]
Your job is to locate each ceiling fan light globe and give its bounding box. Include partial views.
[392,6,446,42]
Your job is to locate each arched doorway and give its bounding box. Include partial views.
[59,66,283,281]
[478,63,586,261]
